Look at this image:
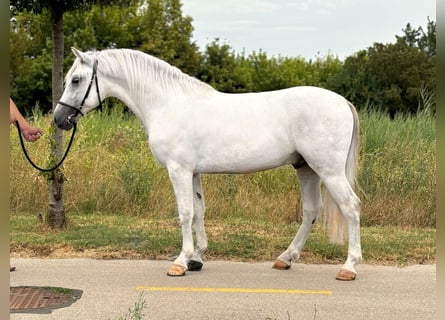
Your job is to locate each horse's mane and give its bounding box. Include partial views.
[66,49,215,99]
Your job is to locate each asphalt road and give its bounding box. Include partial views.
[10,258,436,320]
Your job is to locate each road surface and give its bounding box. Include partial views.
[10,258,436,320]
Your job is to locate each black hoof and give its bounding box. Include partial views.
[187,260,203,271]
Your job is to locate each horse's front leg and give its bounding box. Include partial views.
[166,165,194,277]
[188,173,208,271]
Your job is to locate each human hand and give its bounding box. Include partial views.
[21,126,43,142]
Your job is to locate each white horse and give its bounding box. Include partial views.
[54,48,362,281]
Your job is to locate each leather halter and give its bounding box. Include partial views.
[58,59,103,122]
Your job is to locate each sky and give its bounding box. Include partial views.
[181,0,436,60]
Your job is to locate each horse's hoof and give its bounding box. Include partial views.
[167,264,187,277]
[336,269,357,281]
[272,259,291,270]
[188,260,203,271]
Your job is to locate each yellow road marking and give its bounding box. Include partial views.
[137,286,332,295]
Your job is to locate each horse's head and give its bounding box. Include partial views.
[54,47,103,130]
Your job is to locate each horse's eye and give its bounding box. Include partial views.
[72,76,80,84]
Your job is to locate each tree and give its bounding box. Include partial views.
[11,0,75,228]
[331,20,436,116]
[198,39,246,92]
[135,0,200,75]
[64,0,200,75]
[397,18,436,56]
[10,9,52,114]
[10,0,201,227]
[10,0,129,228]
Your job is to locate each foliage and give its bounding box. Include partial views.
[197,40,343,93]
[197,40,245,92]
[10,9,52,112]
[330,20,436,116]
[64,0,200,73]
[396,18,436,56]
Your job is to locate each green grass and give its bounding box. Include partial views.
[357,110,435,227]
[10,213,435,265]
[115,292,147,320]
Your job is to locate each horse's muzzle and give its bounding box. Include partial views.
[54,104,79,130]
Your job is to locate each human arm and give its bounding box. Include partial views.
[10,98,43,142]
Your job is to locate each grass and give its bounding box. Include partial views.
[115,292,147,320]
[10,212,435,266]
[357,110,436,227]
[9,105,436,265]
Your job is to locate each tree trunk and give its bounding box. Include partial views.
[47,5,65,228]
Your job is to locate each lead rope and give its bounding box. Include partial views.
[15,120,77,172]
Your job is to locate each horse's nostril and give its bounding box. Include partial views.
[67,114,79,127]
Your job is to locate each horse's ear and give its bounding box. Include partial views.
[71,47,91,64]
[71,47,83,59]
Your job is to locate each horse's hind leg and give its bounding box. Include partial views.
[322,175,362,280]
[273,165,321,270]
[188,173,208,271]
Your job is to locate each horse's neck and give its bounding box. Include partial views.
[99,66,169,128]
[102,53,214,123]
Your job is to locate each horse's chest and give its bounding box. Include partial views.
[148,130,196,168]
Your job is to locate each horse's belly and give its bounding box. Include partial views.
[195,139,298,174]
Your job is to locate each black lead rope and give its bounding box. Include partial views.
[15,120,77,172]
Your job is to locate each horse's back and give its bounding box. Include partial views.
[177,86,354,173]
[231,86,356,172]
[218,86,352,120]
[223,86,355,149]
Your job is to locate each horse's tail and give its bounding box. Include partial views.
[323,101,360,244]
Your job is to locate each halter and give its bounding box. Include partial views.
[58,59,103,122]
[17,59,103,172]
